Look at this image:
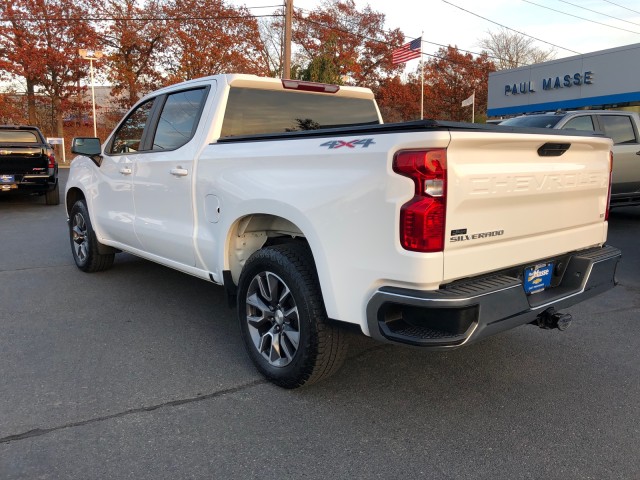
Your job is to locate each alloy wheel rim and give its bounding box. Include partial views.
[72,213,88,262]
[245,271,300,367]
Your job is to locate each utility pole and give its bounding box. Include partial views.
[283,0,292,79]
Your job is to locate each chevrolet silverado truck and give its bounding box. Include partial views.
[0,125,59,205]
[500,110,640,207]
[65,75,621,388]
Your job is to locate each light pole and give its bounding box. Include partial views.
[79,49,103,137]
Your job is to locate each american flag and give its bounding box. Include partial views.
[392,37,422,65]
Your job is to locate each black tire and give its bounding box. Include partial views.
[45,182,60,205]
[237,243,348,388]
[69,199,115,272]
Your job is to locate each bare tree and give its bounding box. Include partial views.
[479,28,555,70]
[257,15,285,78]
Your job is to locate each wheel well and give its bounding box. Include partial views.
[66,187,85,217]
[227,214,309,285]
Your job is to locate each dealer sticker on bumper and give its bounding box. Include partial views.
[524,262,553,294]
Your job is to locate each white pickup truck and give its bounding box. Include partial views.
[66,74,621,388]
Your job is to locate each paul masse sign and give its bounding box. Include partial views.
[504,71,593,96]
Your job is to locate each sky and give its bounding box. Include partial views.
[235,0,640,62]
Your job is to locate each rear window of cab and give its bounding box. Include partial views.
[220,87,380,138]
[0,130,40,143]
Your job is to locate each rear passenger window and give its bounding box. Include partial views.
[152,88,207,150]
[599,115,638,144]
[562,116,595,132]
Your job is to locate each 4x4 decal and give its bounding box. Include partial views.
[320,138,375,149]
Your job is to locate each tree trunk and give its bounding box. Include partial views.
[26,79,37,125]
[53,96,64,138]
[128,79,138,110]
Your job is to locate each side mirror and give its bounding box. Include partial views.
[71,137,102,166]
[71,137,101,156]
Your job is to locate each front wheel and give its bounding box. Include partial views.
[69,199,115,272]
[237,243,348,388]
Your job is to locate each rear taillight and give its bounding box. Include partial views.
[393,149,447,252]
[46,148,55,169]
[605,150,613,221]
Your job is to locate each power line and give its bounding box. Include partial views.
[419,38,506,64]
[0,4,283,22]
[441,0,582,54]
[521,0,640,35]
[297,15,496,72]
[600,0,640,16]
[294,6,527,67]
[557,0,640,27]
[0,13,282,22]
[244,4,282,9]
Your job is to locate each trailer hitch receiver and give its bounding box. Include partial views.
[535,307,573,331]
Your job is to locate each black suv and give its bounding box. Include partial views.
[0,125,59,205]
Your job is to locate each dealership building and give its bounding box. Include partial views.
[487,42,640,118]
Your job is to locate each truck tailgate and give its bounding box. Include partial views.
[0,145,48,174]
[444,131,612,282]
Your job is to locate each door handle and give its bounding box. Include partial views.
[170,167,188,177]
[119,167,132,175]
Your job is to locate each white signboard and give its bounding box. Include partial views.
[47,137,66,164]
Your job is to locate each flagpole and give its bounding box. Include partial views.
[391,37,423,118]
[420,31,424,120]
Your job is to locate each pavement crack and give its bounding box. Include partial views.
[0,264,75,274]
[0,379,267,444]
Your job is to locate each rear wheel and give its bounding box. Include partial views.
[237,243,348,388]
[69,199,114,272]
[45,182,59,205]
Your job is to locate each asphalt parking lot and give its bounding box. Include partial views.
[1,169,639,479]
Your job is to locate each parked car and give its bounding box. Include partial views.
[500,110,640,207]
[0,125,59,205]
